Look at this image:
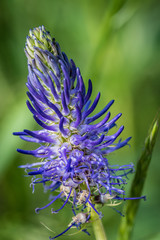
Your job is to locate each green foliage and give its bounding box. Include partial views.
[118,116,159,240]
[0,0,160,239]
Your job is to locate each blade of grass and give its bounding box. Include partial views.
[118,114,159,240]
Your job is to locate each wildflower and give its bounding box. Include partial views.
[14,26,145,239]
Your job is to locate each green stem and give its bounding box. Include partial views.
[91,208,107,240]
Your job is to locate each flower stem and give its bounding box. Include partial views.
[91,208,107,240]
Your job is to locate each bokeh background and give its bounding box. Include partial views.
[0,0,160,239]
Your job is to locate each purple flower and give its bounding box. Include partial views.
[14,26,145,239]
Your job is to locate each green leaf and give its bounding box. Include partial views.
[118,114,160,240]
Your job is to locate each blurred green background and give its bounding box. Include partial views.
[0,0,160,239]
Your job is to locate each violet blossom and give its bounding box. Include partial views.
[14,26,145,239]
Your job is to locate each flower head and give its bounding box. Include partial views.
[14,26,145,239]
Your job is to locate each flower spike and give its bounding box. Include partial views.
[14,26,145,239]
